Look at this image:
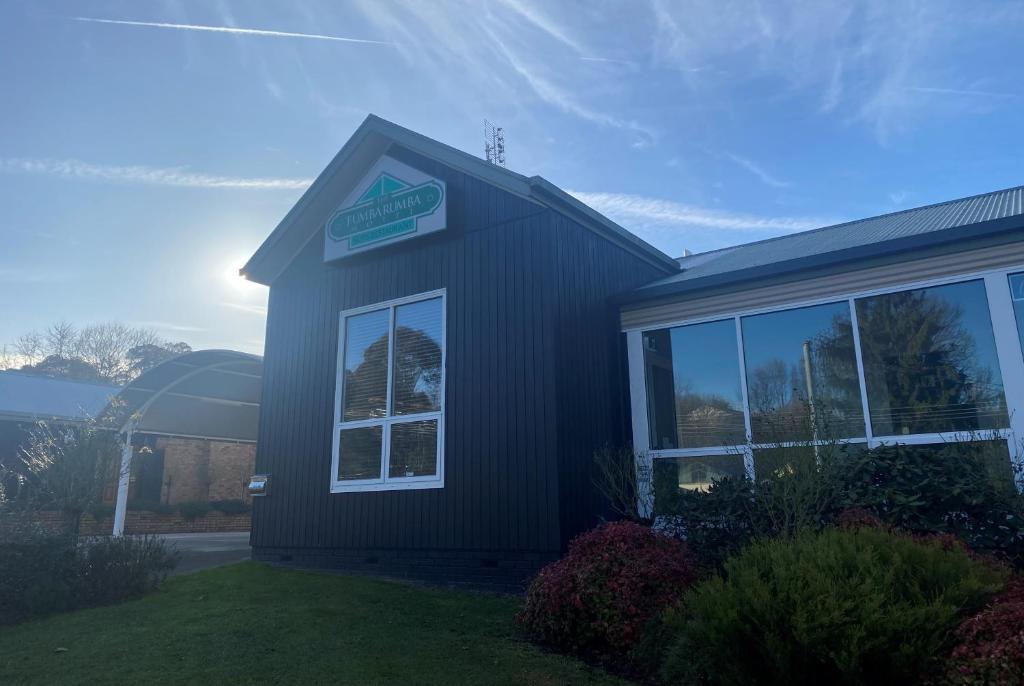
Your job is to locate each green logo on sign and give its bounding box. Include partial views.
[327,173,444,249]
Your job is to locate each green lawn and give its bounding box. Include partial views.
[0,562,627,686]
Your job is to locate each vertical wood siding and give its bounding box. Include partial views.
[252,146,672,557]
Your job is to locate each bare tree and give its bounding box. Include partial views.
[44,321,78,359]
[1,321,191,385]
[14,331,45,366]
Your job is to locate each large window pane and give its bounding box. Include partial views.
[856,280,1009,436]
[742,302,864,442]
[1010,273,1024,356]
[388,420,438,478]
[392,297,443,415]
[338,425,383,480]
[342,309,390,421]
[643,320,745,449]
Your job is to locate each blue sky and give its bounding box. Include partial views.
[2,1,1022,356]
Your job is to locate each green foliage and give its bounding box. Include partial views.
[840,441,1024,567]
[655,440,1024,570]
[210,499,250,515]
[128,499,176,515]
[177,500,212,521]
[1,415,122,534]
[0,524,177,625]
[87,502,115,521]
[659,528,1008,686]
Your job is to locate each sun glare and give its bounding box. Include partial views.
[223,256,261,294]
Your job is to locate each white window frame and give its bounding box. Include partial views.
[330,288,446,493]
[626,262,1024,513]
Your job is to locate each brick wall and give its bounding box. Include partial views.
[140,436,255,505]
[207,442,254,501]
[29,510,251,535]
[157,437,210,504]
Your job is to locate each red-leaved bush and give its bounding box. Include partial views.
[516,520,697,661]
[941,579,1024,685]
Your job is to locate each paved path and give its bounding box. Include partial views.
[157,532,251,575]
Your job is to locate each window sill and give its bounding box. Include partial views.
[330,479,444,494]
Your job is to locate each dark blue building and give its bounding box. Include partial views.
[244,115,1024,586]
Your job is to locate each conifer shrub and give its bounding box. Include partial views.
[659,527,1007,685]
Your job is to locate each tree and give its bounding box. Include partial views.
[2,321,192,385]
[2,414,123,534]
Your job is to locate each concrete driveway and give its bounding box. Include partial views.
[157,532,251,575]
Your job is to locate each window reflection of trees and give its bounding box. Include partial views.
[856,284,1008,435]
[745,307,863,441]
[343,326,442,420]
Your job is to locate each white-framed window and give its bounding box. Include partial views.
[331,289,446,493]
[628,263,1024,508]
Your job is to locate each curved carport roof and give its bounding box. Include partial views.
[107,349,262,536]
[108,349,262,443]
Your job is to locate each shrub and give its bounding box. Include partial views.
[660,527,1007,686]
[517,521,698,663]
[75,535,178,605]
[654,442,1024,570]
[177,500,212,521]
[939,578,1024,685]
[210,499,250,515]
[0,526,177,625]
[88,502,115,521]
[840,443,1024,567]
[654,474,759,569]
[0,523,79,624]
[128,499,176,515]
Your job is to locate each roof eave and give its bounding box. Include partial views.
[617,214,1024,306]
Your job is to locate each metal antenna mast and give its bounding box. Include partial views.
[483,119,506,167]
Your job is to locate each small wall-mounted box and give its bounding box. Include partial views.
[247,474,270,497]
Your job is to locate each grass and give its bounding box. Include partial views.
[0,561,629,686]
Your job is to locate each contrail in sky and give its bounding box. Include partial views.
[72,17,394,45]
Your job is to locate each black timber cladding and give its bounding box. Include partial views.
[250,145,671,571]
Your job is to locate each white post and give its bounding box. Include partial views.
[112,424,134,536]
[625,330,653,518]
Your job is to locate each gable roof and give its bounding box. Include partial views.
[0,372,120,422]
[622,185,1024,304]
[242,115,679,285]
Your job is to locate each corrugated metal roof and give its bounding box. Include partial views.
[0,372,120,422]
[629,185,1024,300]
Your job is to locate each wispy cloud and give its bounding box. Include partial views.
[72,17,394,45]
[1,158,312,190]
[493,0,582,53]
[569,190,828,234]
[488,32,655,144]
[724,153,790,189]
[911,86,1018,99]
[647,1,1021,143]
[222,302,268,316]
[579,56,637,67]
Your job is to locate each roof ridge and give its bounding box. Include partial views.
[682,184,1024,262]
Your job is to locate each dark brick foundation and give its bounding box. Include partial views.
[252,546,557,593]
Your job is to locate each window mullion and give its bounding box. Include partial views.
[733,316,755,480]
[382,305,397,481]
[847,297,875,448]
